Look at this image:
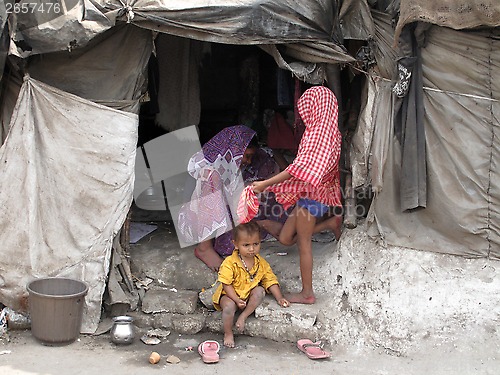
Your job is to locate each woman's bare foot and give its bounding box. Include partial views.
[224,332,235,348]
[194,246,222,272]
[234,316,247,333]
[285,292,316,304]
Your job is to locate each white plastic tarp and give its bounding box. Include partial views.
[0,77,138,332]
[366,26,500,259]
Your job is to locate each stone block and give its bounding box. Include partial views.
[255,296,318,329]
[244,317,319,343]
[127,311,155,329]
[153,313,173,329]
[142,289,199,314]
[205,311,223,333]
[171,313,206,334]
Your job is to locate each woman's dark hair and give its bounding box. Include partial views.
[247,135,259,149]
[233,221,261,241]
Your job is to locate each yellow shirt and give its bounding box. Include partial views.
[212,250,279,311]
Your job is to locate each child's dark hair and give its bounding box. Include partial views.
[233,221,260,241]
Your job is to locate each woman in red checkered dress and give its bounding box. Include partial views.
[252,85,342,304]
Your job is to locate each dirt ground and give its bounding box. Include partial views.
[0,329,498,375]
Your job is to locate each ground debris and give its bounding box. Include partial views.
[166,355,180,364]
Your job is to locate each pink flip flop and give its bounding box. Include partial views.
[297,339,330,360]
[198,340,220,363]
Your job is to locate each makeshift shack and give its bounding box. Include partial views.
[0,0,498,341]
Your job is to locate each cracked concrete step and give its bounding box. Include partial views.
[131,287,331,343]
[129,222,336,294]
[128,223,338,343]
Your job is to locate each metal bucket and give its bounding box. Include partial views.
[26,277,88,345]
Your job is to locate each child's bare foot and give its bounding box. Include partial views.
[194,246,222,272]
[223,332,235,348]
[285,292,316,304]
[235,316,247,333]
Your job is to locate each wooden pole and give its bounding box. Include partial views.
[343,173,357,229]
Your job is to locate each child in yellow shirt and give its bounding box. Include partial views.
[212,221,290,348]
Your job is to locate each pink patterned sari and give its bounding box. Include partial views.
[177,125,257,247]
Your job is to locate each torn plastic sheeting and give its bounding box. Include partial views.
[27,24,153,107]
[0,77,138,333]
[371,10,398,80]
[282,41,355,64]
[127,0,339,44]
[259,44,326,84]
[10,0,345,56]
[367,26,500,259]
[0,1,8,82]
[11,0,117,56]
[339,0,375,41]
[0,75,21,144]
[395,0,500,42]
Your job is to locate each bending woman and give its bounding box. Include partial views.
[177,125,286,271]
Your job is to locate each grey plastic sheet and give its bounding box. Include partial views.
[371,10,398,80]
[0,78,138,332]
[125,0,341,44]
[9,0,352,63]
[339,0,375,41]
[367,26,500,259]
[395,0,500,41]
[27,25,152,110]
[9,0,117,56]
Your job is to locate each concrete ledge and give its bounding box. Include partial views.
[313,223,500,355]
[255,296,318,330]
[205,309,322,343]
[128,220,500,355]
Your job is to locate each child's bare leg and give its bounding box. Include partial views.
[235,286,265,333]
[286,207,316,304]
[219,296,237,348]
[194,239,222,272]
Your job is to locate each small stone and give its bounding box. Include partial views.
[166,355,180,364]
[141,334,161,345]
[146,328,171,339]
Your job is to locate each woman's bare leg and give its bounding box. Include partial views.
[219,296,237,348]
[235,286,265,333]
[278,208,299,245]
[194,239,222,272]
[257,208,342,246]
[285,207,317,304]
[313,215,342,240]
[255,220,284,239]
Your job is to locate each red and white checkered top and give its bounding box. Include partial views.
[266,86,342,209]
